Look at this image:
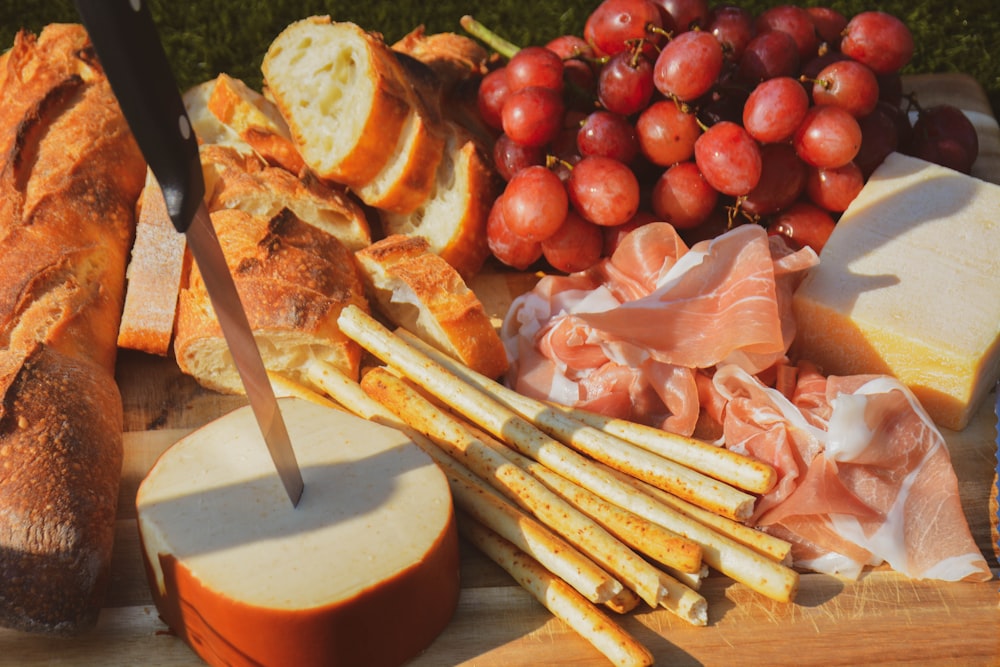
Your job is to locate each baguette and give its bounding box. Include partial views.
[174,207,370,394]
[0,24,145,634]
[181,77,247,148]
[262,17,412,187]
[355,234,508,379]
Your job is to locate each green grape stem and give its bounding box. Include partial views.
[460,15,521,59]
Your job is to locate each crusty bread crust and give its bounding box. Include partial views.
[0,24,145,634]
[262,17,412,186]
[356,235,508,379]
[174,208,370,394]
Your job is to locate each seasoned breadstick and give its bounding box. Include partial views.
[458,516,655,667]
[300,359,622,603]
[397,329,756,520]
[361,366,668,608]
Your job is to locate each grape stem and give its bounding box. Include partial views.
[460,15,521,59]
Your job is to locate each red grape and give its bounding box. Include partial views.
[694,120,762,196]
[636,99,700,166]
[584,0,665,57]
[766,201,837,253]
[854,102,902,177]
[707,5,756,62]
[487,197,544,270]
[812,59,880,118]
[807,7,848,47]
[754,5,819,61]
[598,50,655,116]
[493,133,545,181]
[742,142,807,217]
[806,161,864,212]
[506,46,565,94]
[743,76,809,143]
[737,29,799,83]
[907,104,979,174]
[650,161,718,229]
[477,68,510,130]
[793,104,862,168]
[541,209,605,272]
[567,155,641,226]
[654,30,724,102]
[650,0,710,32]
[501,165,569,242]
[501,86,565,147]
[841,11,914,75]
[577,110,640,163]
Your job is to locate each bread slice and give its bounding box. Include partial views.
[262,17,412,187]
[207,72,305,174]
[356,234,509,379]
[392,26,490,92]
[174,208,370,394]
[201,143,371,251]
[117,168,189,356]
[380,124,499,279]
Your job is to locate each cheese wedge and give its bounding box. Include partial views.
[792,152,1000,431]
[136,398,460,667]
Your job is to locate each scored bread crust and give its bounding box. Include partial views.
[262,17,412,187]
[207,72,305,175]
[0,24,145,634]
[355,235,508,379]
[381,124,499,279]
[174,208,370,394]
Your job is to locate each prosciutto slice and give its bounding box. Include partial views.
[713,364,991,582]
[502,222,817,434]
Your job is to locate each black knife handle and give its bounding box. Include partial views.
[75,0,203,233]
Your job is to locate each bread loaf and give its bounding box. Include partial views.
[174,207,370,394]
[0,24,145,634]
[262,17,412,187]
[355,235,508,379]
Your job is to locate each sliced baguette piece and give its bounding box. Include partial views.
[201,143,371,251]
[182,78,248,148]
[392,26,490,92]
[262,17,412,187]
[174,208,369,394]
[207,72,305,175]
[117,168,189,356]
[355,234,509,379]
[380,123,499,279]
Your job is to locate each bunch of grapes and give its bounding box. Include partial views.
[472,0,979,273]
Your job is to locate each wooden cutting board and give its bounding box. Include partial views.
[3,73,998,667]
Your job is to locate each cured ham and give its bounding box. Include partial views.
[502,221,992,583]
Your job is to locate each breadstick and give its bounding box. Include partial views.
[396,329,757,520]
[465,422,703,574]
[605,465,794,564]
[301,360,622,604]
[458,516,655,667]
[361,366,668,608]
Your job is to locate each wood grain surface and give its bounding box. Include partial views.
[2,74,998,667]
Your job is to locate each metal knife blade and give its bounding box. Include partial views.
[75,0,304,506]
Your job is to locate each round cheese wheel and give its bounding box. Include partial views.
[136,397,460,667]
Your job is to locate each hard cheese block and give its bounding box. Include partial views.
[792,152,1000,431]
[136,397,460,667]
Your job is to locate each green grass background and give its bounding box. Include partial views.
[3,1,998,115]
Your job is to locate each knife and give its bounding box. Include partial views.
[75,0,304,506]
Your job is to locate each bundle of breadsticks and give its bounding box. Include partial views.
[270,300,798,666]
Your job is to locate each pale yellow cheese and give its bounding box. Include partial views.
[792,152,1000,431]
